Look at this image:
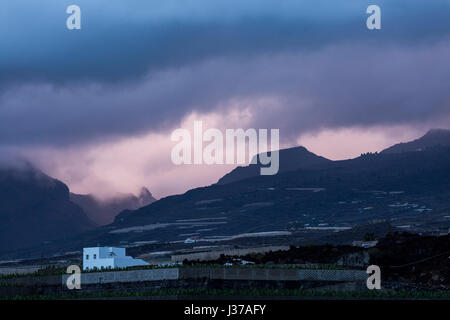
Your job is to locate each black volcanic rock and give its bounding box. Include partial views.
[0,165,95,254]
[70,187,156,225]
[217,146,332,185]
[382,128,450,154]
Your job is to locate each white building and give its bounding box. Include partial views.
[83,247,149,271]
[351,240,378,248]
[184,236,200,244]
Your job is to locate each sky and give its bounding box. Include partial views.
[1,0,450,199]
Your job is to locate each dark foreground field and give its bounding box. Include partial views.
[1,232,450,300]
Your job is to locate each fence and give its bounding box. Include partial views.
[59,267,367,285]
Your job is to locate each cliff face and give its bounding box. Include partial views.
[70,187,156,225]
[0,165,95,254]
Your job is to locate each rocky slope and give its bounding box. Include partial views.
[0,165,95,254]
[382,129,450,154]
[217,146,332,184]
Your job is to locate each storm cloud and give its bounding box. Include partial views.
[1,0,450,196]
[1,41,450,146]
[2,0,450,86]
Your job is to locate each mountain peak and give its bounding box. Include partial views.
[423,128,450,137]
[382,128,450,154]
[217,145,331,185]
[137,186,156,207]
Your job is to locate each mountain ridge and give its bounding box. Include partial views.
[3,129,450,259]
[0,165,96,254]
[217,146,332,185]
[382,128,450,154]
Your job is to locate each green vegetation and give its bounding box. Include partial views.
[0,266,66,280]
[0,263,347,280]
[2,288,450,300]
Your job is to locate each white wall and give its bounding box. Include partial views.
[83,247,148,270]
[114,257,148,269]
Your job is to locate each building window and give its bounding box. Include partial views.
[93,254,97,259]
[86,254,89,260]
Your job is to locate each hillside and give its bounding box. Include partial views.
[28,145,449,258]
[382,129,450,154]
[0,165,95,255]
[112,146,450,231]
[217,146,332,184]
[4,130,450,259]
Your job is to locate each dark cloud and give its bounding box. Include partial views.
[1,41,450,147]
[1,0,450,86]
[0,0,450,148]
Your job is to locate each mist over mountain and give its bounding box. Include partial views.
[0,165,95,255]
[2,129,450,259]
[382,129,450,154]
[31,129,445,257]
[70,187,156,225]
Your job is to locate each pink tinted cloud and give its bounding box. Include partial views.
[17,110,446,199]
[21,111,252,199]
[296,126,426,160]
